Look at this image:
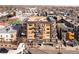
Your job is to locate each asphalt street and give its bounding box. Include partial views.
[29,48,79,54]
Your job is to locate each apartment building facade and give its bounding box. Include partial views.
[0,26,17,48]
[25,16,57,44]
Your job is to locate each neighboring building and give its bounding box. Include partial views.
[0,15,8,21]
[0,26,17,48]
[25,8,38,16]
[0,22,9,28]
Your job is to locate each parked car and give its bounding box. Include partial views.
[0,48,8,53]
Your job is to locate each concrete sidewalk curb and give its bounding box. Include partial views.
[38,45,79,51]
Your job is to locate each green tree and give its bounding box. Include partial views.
[9,19,22,25]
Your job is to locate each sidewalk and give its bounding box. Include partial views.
[38,45,79,51]
[65,46,79,51]
[38,45,56,50]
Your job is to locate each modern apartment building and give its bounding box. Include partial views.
[24,16,57,44]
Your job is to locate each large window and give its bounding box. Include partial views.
[11,34,13,38]
[9,39,12,40]
[6,35,8,37]
[29,24,33,26]
[47,28,50,30]
[46,32,50,34]
[29,36,32,38]
[1,45,3,46]
[29,28,33,30]
[5,45,7,46]
[0,35,2,37]
[9,45,11,47]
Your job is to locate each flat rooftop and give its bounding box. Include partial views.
[28,16,48,22]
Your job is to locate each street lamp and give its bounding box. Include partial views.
[56,23,63,54]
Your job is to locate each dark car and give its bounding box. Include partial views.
[0,48,8,53]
